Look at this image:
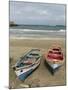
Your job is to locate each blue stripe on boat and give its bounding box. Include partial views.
[18,69,33,80]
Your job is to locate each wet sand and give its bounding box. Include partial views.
[9,38,66,89]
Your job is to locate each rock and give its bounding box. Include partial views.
[20,84,30,88]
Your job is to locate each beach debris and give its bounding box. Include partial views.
[20,84,30,88]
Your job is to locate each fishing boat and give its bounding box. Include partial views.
[44,46,64,74]
[12,49,41,80]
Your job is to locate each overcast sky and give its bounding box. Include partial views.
[10,1,66,25]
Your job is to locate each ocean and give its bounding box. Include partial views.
[9,25,66,39]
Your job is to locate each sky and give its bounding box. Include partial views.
[9,1,66,25]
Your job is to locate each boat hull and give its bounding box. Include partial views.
[45,59,64,75]
[15,60,40,80]
[45,59,64,69]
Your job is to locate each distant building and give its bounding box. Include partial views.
[10,21,15,25]
[9,21,18,26]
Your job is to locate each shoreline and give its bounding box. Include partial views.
[10,37,65,40]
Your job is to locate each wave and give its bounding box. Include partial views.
[59,29,66,32]
[10,36,65,40]
[10,29,65,33]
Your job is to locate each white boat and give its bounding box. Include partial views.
[13,49,41,80]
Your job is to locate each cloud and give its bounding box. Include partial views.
[10,1,66,25]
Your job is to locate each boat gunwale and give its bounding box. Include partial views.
[15,57,41,70]
[13,49,41,70]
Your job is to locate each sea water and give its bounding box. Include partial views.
[9,25,66,39]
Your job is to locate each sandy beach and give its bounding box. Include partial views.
[9,38,66,89]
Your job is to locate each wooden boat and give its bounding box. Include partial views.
[13,49,41,80]
[44,46,64,74]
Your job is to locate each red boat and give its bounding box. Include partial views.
[44,46,64,74]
